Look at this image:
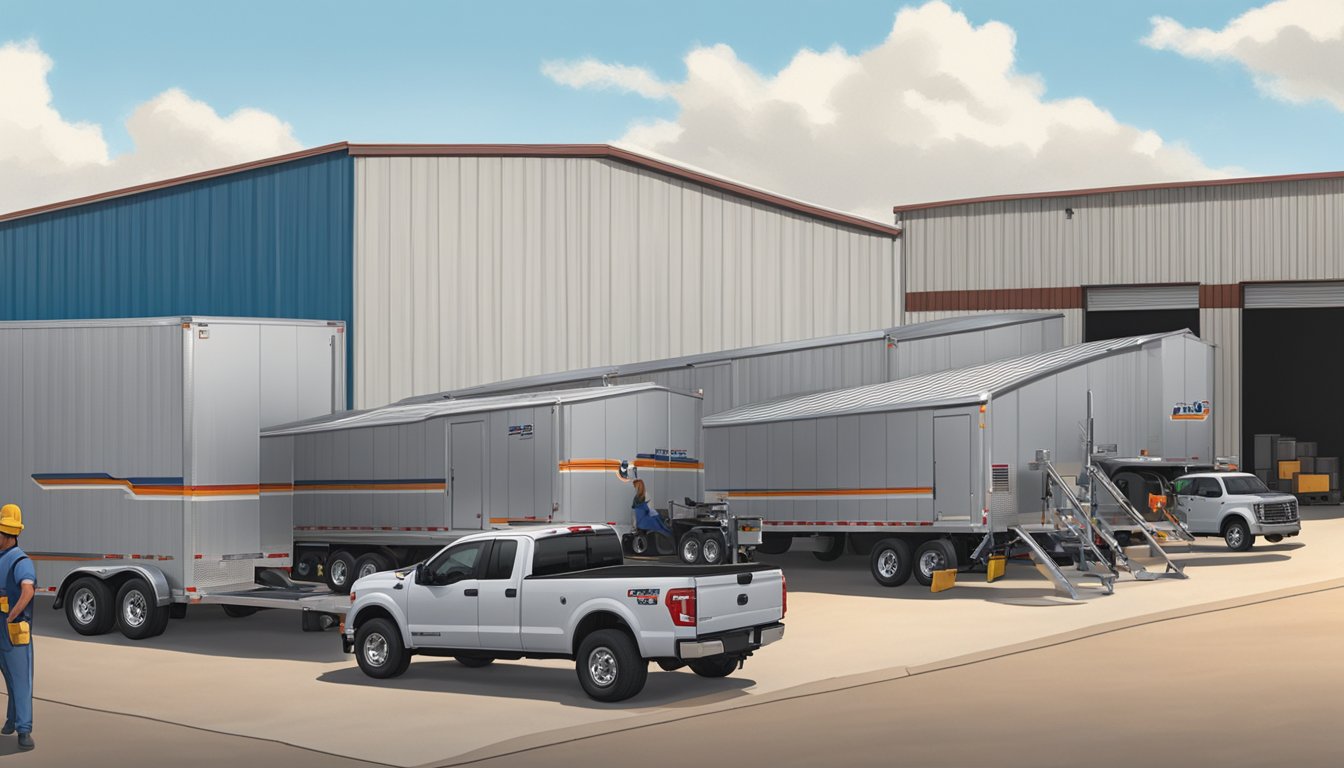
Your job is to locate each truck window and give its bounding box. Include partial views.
[531,532,623,576]
[483,539,518,580]
[1195,478,1223,498]
[427,541,488,582]
[1223,475,1270,494]
[587,532,623,569]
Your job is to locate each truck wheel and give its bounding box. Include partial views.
[222,605,259,618]
[1265,534,1284,543]
[812,534,845,562]
[630,533,651,556]
[1223,518,1255,552]
[688,656,738,678]
[116,578,170,640]
[65,577,116,635]
[576,629,648,702]
[700,532,727,565]
[913,539,957,587]
[326,551,357,593]
[679,533,702,565]
[354,552,392,581]
[455,656,495,668]
[870,538,914,587]
[355,618,409,679]
[756,534,791,556]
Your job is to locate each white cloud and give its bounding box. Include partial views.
[1144,0,1344,110]
[544,1,1233,219]
[541,58,674,100]
[0,39,302,215]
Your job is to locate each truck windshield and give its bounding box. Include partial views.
[532,532,623,577]
[1222,476,1271,494]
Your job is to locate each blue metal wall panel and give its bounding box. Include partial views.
[0,151,354,404]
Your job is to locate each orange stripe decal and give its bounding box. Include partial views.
[728,488,932,498]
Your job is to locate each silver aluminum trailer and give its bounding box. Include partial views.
[700,331,1214,587]
[260,383,705,592]
[0,317,348,639]
[399,313,1066,416]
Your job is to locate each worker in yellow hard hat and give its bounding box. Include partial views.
[0,505,35,751]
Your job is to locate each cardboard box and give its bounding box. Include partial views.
[1298,474,1331,494]
[1278,460,1301,481]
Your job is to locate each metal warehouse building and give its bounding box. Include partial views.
[0,143,900,410]
[895,171,1344,462]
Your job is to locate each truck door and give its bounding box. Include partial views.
[449,422,485,530]
[476,538,522,650]
[933,414,972,520]
[406,539,486,649]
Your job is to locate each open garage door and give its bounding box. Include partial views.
[1084,285,1200,342]
[1242,282,1344,470]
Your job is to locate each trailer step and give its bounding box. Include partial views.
[1010,527,1113,599]
[1088,466,1188,579]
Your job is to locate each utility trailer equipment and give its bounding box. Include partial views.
[261,384,709,592]
[700,331,1214,596]
[0,317,349,639]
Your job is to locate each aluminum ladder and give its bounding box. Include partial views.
[1087,466,1189,578]
[1009,526,1114,598]
[1035,459,1129,579]
[1088,465,1196,544]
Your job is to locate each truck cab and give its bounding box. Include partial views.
[1172,472,1301,551]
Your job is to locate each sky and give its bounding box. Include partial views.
[3,0,1343,220]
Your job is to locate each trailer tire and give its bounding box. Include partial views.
[354,552,392,582]
[756,534,791,556]
[812,534,845,562]
[870,538,913,587]
[293,552,323,582]
[576,629,647,702]
[116,578,169,640]
[700,531,727,565]
[455,655,495,668]
[913,539,958,587]
[326,551,357,593]
[222,605,259,618]
[65,577,116,636]
[355,618,409,679]
[679,533,702,565]
[688,656,738,678]
[630,533,651,556]
[1222,518,1255,552]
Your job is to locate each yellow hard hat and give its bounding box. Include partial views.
[0,505,22,536]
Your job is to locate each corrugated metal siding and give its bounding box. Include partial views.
[354,156,899,408]
[907,309,1085,347]
[1087,285,1199,311]
[0,151,355,402]
[1200,307,1240,459]
[1243,281,1344,308]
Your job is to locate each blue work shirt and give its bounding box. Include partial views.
[0,546,35,624]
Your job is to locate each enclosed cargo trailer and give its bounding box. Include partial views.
[261,383,705,592]
[700,331,1214,584]
[0,317,347,638]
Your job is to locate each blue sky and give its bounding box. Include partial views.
[3,1,1342,215]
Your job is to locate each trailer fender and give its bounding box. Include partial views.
[567,598,652,657]
[347,593,411,647]
[53,565,173,609]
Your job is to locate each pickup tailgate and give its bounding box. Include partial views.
[693,568,784,636]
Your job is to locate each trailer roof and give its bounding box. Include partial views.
[396,312,1063,404]
[263,382,692,436]
[0,316,344,330]
[702,330,1197,426]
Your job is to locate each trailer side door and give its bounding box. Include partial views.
[933,414,972,520]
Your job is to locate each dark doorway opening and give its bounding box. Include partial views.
[1242,308,1344,469]
[1084,309,1200,343]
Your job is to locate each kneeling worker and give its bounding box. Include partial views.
[0,505,34,751]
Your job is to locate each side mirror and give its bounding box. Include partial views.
[414,562,427,583]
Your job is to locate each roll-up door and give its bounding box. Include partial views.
[1084,285,1200,342]
[1243,282,1344,308]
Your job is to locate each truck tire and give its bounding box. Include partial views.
[576,629,648,702]
[870,538,914,587]
[812,534,845,562]
[688,656,738,678]
[326,550,357,594]
[679,533,702,565]
[116,578,170,640]
[913,539,958,587]
[700,531,727,565]
[355,618,410,679]
[455,656,495,668]
[222,605,259,618]
[65,577,116,636]
[756,534,791,556]
[354,552,392,582]
[1223,518,1255,552]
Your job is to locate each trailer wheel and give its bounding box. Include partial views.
[65,577,116,636]
[455,655,495,668]
[700,531,727,565]
[1222,518,1255,552]
[222,605,259,618]
[355,618,409,679]
[913,539,958,588]
[576,628,648,702]
[293,552,323,582]
[688,656,738,678]
[630,533,651,556]
[679,533,702,565]
[326,551,357,593]
[812,534,845,562]
[116,578,170,640]
[756,534,791,556]
[354,552,392,581]
[870,538,913,587]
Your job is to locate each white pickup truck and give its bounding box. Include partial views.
[1172,472,1302,551]
[343,524,786,701]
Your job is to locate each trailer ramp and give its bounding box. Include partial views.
[1009,527,1114,598]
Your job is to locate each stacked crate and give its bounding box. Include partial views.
[1257,433,1341,505]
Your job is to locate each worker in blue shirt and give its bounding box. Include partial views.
[0,504,35,751]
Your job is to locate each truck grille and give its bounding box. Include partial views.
[1257,502,1298,524]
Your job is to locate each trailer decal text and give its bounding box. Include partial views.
[1171,400,1211,421]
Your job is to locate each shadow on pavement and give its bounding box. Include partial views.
[316,660,754,710]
